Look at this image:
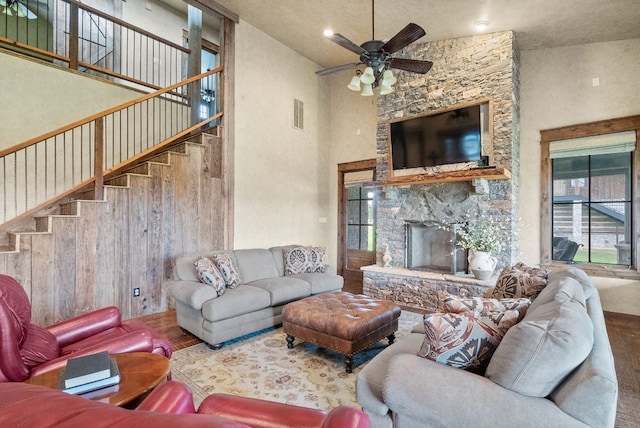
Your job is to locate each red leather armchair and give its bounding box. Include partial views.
[0,274,171,382]
[0,381,372,428]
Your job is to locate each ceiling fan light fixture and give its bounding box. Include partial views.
[361,83,374,96]
[360,67,376,84]
[347,75,362,91]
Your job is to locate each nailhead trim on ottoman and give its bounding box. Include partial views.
[282,291,401,373]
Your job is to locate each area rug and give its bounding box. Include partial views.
[170,311,423,410]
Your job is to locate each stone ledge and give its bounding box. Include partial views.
[362,265,495,313]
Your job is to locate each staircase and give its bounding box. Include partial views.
[0,131,227,326]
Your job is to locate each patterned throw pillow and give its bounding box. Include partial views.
[212,253,242,288]
[194,257,226,296]
[417,310,520,373]
[490,263,549,300]
[283,246,327,275]
[443,295,531,321]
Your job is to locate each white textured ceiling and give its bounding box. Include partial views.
[209,0,640,69]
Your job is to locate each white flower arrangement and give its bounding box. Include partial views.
[453,212,504,253]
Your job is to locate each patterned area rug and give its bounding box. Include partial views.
[170,311,423,410]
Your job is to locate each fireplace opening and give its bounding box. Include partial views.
[405,221,467,274]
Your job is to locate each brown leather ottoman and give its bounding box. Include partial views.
[282,291,401,373]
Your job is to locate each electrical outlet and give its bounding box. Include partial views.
[133,288,141,297]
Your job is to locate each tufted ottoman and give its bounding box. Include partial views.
[282,291,401,373]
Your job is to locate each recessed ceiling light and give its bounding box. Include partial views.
[474,20,491,31]
[323,29,334,37]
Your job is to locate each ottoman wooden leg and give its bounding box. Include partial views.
[388,333,396,345]
[286,334,295,349]
[345,356,354,373]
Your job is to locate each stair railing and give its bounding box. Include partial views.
[0,67,222,227]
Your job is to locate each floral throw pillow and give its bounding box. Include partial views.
[417,309,520,374]
[443,295,531,321]
[489,263,549,300]
[212,253,242,288]
[194,257,226,296]
[283,246,326,275]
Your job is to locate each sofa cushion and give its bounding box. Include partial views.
[212,253,242,288]
[443,295,531,320]
[233,249,279,283]
[201,286,271,322]
[20,324,59,368]
[485,277,594,397]
[489,263,549,300]
[418,310,520,373]
[193,257,226,296]
[245,277,311,306]
[288,272,343,294]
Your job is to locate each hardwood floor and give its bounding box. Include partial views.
[137,286,639,427]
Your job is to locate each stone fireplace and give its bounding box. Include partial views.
[362,31,520,312]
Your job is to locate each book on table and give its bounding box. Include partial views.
[58,358,120,395]
[62,351,112,388]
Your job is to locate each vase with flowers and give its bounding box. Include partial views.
[454,212,503,280]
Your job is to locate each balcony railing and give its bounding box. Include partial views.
[0,68,222,226]
[0,0,191,91]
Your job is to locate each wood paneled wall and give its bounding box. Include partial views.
[0,133,225,325]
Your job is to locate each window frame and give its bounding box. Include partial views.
[540,114,640,279]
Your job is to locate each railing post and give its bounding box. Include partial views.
[68,1,79,70]
[94,117,104,200]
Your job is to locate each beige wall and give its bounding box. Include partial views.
[519,38,640,315]
[0,52,140,150]
[232,20,334,258]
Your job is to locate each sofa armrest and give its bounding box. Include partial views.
[136,381,197,414]
[46,307,122,347]
[29,330,154,377]
[166,280,219,310]
[198,393,329,427]
[384,354,587,428]
[322,406,371,428]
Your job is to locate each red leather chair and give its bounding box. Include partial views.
[0,381,372,428]
[0,274,172,382]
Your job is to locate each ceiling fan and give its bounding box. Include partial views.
[316,0,433,94]
[0,0,38,19]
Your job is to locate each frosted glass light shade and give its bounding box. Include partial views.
[360,67,376,84]
[361,83,374,96]
[379,84,394,95]
[381,69,397,86]
[347,75,362,91]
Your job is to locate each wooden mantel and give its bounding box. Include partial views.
[366,167,511,187]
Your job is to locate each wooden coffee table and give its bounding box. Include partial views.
[25,352,170,407]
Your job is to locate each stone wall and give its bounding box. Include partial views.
[375,31,520,270]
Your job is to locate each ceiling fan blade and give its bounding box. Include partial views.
[389,58,433,74]
[316,62,362,76]
[382,23,426,54]
[326,33,366,55]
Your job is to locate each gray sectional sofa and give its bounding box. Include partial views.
[356,267,618,428]
[166,245,343,347]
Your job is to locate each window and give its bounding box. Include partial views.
[541,116,640,278]
[346,187,375,251]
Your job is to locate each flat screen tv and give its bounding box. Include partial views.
[390,105,482,170]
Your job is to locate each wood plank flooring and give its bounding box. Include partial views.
[137,282,640,427]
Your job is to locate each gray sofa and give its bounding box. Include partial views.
[166,245,343,347]
[356,268,618,428]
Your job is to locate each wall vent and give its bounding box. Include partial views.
[293,98,304,130]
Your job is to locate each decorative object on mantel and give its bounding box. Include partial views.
[454,212,504,280]
[383,244,392,268]
[315,0,433,96]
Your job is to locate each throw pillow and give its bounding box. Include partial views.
[490,263,549,300]
[307,246,327,273]
[20,324,60,368]
[212,253,242,288]
[443,295,531,321]
[193,257,226,296]
[417,309,520,374]
[283,246,313,275]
